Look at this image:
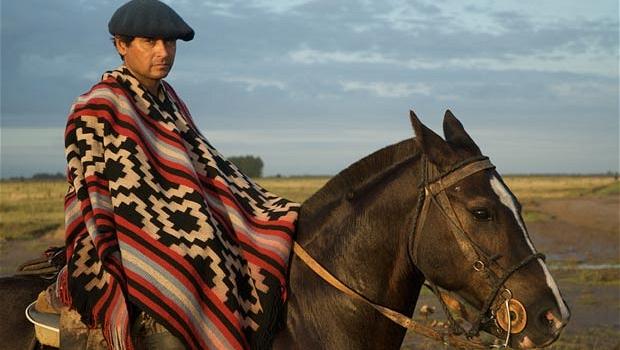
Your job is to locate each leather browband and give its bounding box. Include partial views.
[427,159,495,195]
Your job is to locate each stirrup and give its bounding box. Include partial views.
[25,301,60,348]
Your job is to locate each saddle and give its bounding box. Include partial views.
[17,247,64,348]
[26,296,60,348]
[16,246,65,279]
[19,246,112,349]
[20,247,184,349]
[27,298,111,349]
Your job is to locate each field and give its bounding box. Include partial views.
[0,176,618,349]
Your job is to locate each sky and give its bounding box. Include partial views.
[1,0,618,178]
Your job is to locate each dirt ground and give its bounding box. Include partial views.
[531,195,619,264]
[1,194,618,349]
[0,228,63,276]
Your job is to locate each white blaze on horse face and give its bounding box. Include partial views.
[489,176,570,322]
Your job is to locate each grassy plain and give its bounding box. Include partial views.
[0,180,66,240]
[503,175,620,200]
[258,176,329,203]
[0,175,617,241]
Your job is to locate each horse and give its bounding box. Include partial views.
[0,275,52,350]
[3,110,570,349]
[0,247,64,349]
[273,110,570,349]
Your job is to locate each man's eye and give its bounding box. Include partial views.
[471,208,492,221]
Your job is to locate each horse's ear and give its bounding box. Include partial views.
[409,110,454,167]
[443,110,482,156]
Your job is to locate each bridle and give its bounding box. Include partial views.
[410,156,545,344]
[293,156,545,349]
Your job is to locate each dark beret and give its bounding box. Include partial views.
[108,0,194,41]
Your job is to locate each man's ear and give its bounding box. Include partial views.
[114,37,127,57]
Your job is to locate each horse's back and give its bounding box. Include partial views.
[0,275,52,350]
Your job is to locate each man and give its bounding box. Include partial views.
[57,1,300,349]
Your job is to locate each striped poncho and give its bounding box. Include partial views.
[59,66,299,349]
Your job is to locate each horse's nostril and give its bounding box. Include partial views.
[539,310,561,332]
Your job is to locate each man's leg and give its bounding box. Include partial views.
[132,312,186,350]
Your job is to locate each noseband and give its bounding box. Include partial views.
[410,156,545,343]
[293,156,544,348]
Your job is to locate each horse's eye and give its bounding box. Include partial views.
[471,208,492,221]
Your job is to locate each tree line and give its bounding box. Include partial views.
[228,155,264,178]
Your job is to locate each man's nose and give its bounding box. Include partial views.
[154,40,171,57]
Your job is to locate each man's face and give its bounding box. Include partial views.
[116,37,177,87]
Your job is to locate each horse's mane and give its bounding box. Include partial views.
[301,138,420,214]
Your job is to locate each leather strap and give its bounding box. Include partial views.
[412,159,495,265]
[293,242,487,349]
[427,159,495,195]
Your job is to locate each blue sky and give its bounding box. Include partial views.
[1,0,618,178]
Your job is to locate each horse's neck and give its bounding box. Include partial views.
[281,155,428,349]
[301,156,424,312]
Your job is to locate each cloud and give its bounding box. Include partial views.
[220,76,287,91]
[548,81,618,101]
[288,47,617,77]
[18,53,118,81]
[289,48,396,65]
[200,1,241,18]
[208,127,408,144]
[198,0,315,16]
[75,0,115,11]
[340,81,431,98]
[373,1,445,33]
[246,0,316,14]
[409,52,617,77]
[18,54,80,78]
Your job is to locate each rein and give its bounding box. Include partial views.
[293,157,544,349]
[293,242,486,349]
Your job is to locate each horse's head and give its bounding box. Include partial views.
[408,110,570,348]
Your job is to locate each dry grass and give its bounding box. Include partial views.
[0,176,617,241]
[503,176,619,201]
[257,176,329,203]
[0,180,66,240]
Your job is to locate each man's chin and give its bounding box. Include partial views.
[151,66,172,79]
